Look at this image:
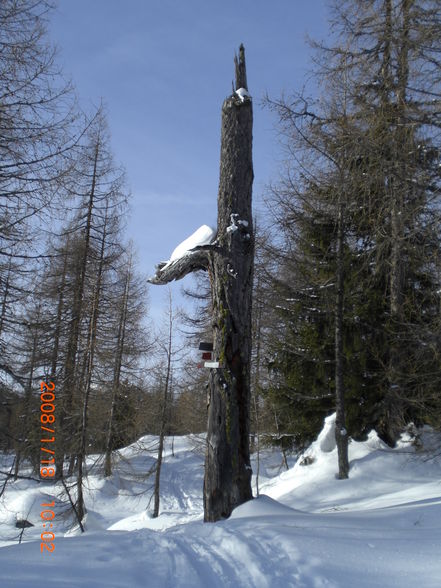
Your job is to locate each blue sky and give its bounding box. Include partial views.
[49,0,329,325]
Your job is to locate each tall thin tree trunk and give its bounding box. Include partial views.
[272,410,289,471]
[252,393,260,496]
[50,243,69,381]
[253,288,263,497]
[204,45,254,521]
[104,257,131,477]
[76,202,108,522]
[382,0,412,445]
[0,259,12,338]
[147,46,255,522]
[335,197,349,479]
[14,327,38,479]
[153,291,173,518]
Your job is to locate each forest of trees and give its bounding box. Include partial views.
[0,0,204,524]
[1,0,440,524]
[258,0,441,476]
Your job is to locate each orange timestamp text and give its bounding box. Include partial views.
[39,380,56,553]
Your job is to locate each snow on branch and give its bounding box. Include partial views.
[148,225,217,285]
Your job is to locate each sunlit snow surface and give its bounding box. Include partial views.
[1,420,441,587]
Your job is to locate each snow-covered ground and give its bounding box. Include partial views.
[1,416,440,587]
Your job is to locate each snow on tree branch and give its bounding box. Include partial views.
[148,225,217,285]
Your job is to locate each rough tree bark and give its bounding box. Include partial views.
[149,45,254,522]
[204,45,254,521]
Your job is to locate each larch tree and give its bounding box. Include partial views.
[0,0,77,392]
[324,0,441,443]
[104,248,150,477]
[53,106,128,481]
[103,255,133,478]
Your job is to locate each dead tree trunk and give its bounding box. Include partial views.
[149,45,254,522]
[204,44,254,521]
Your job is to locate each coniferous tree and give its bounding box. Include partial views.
[265,0,441,453]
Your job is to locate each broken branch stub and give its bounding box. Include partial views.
[148,248,210,285]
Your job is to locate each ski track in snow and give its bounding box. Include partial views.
[1,425,441,587]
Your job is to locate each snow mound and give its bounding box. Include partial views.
[260,414,441,518]
[2,427,441,587]
[230,494,300,519]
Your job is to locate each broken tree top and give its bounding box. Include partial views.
[235,44,248,91]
